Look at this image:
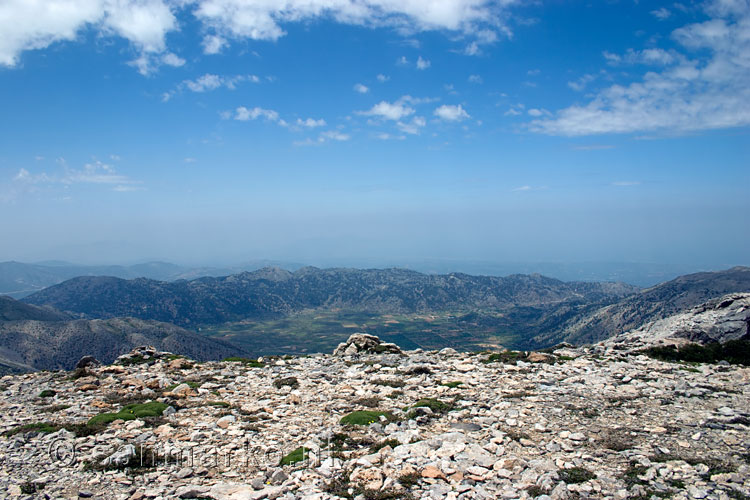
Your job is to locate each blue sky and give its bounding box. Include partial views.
[0,0,748,269]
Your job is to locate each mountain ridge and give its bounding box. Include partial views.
[22,266,640,327]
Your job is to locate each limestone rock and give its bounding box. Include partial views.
[332,333,403,356]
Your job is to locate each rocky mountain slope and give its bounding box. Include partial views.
[604,293,750,351]
[530,266,750,347]
[23,267,639,326]
[0,297,245,373]
[0,333,748,499]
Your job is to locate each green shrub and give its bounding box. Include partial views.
[38,390,56,398]
[398,471,421,487]
[410,398,450,413]
[440,381,463,388]
[559,467,595,484]
[373,379,405,388]
[19,482,39,494]
[206,401,231,408]
[116,355,153,366]
[39,404,71,413]
[3,422,59,437]
[87,401,168,427]
[369,439,401,453]
[273,377,299,389]
[483,350,526,364]
[340,410,393,426]
[642,340,750,366]
[223,357,265,368]
[279,446,308,466]
[354,396,382,408]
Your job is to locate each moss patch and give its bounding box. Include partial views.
[87,401,168,427]
[440,381,463,388]
[340,410,393,426]
[279,446,309,465]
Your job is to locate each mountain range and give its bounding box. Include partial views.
[3,265,749,372]
[22,267,639,326]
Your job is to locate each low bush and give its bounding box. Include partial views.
[273,377,299,389]
[559,466,596,484]
[642,340,750,366]
[279,446,308,466]
[223,357,265,368]
[87,401,168,427]
[340,410,394,426]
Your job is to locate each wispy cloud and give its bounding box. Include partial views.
[611,181,640,186]
[234,106,280,122]
[416,56,431,70]
[12,160,142,193]
[532,0,750,136]
[163,73,261,101]
[353,83,370,94]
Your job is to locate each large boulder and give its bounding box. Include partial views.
[333,333,403,356]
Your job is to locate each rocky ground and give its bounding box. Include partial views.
[0,335,748,500]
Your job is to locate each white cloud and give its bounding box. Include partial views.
[354,83,370,93]
[567,73,596,92]
[377,74,389,82]
[296,118,326,128]
[0,0,178,70]
[504,103,525,116]
[161,52,185,67]
[416,56,431,70]
[186,74,223,92]
[527,108,545,117]
[397,56,409,65]
[651,7,671,20]
[468,74,483,84]
[164,73,261,100]
[532,0,750,135]
[1,0,517,72]
[234,106,280,122]
[13,160,140,191]
[320,130,350,141]
[397,116,426,134]
[193,0,512,45]
[605,48,676,66]
[202,35,227,54]
[434,104,470,121]
[513,185,531,191]
[360,98,415,121]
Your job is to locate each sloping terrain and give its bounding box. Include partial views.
[0,296,245,372]
[0,316,244,372]
[1,336,748,499]
[0,295,70,322]
[530,266,750,346]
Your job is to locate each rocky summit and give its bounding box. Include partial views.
[1,329,749,500]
